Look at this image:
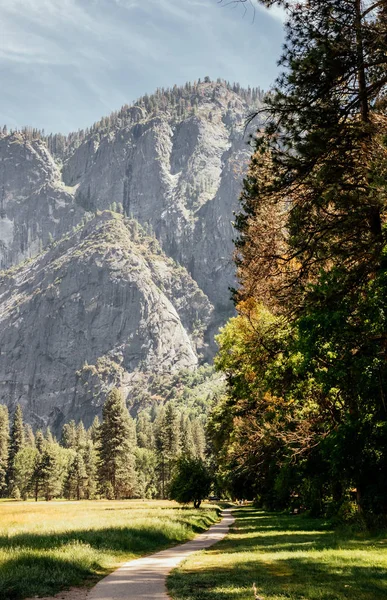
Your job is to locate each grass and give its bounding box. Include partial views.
[0,499,219,600]
[167,507,387,600]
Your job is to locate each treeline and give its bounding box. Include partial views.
[208,0,387,520]
[0,78,264,160]
[0,389,206,501]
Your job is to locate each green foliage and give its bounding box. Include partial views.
[210,0,387,517]
[13,447,39,500]
[168,456,212,508]
[97,388,137,499]
[7,405,25,494]
[0,406,9,495]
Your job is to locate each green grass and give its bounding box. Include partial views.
[0,499,219,600]
[167,507,387,600]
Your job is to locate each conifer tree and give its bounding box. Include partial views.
[97,389,137,499]
[83,440,97,499]
[64,452,87,500]
[89,416,100,444]
[76,421,87,450]
[32,431,45,501]
[24,424,35,447]
[39,444,62,501]
[180,415,195,458]
[155,404,181,497]
[61,420,77,449]
[136,411,155,449]
[7,405,25,493]
[0,406,9,495]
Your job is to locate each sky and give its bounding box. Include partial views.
[0,0,284,134]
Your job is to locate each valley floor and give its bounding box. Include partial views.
[0,499,219,600]
[167,507,387,600]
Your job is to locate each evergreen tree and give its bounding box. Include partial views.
[97,389,137,499]
[83,440,97,499]
[61,420,77,449]
[134,448,157,499]
[39,444,62,501]
[0,406,9,495]
[7,405,25,493]
[24,424,35,447]
[64,452,87,500]
[136,411,155,449]
[155,404,181,498]
[76,421,87,450]
[180,415,195,458]
[89,416,100,444]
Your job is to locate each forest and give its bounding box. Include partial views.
[0,385,209,502]
[208,0,387,523]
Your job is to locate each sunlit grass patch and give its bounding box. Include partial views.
[0,500,219,600]
[168,507,387,600]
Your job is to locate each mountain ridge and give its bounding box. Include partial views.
[0,79,261,428]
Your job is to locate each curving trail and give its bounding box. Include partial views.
[87,508,234,600]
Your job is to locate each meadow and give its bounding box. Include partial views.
[168,507,387,600]
[0,499,219,600]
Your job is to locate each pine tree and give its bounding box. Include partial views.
[32,431,45,501]
[76,421,87,450]
[89,416,100,444]
[97,389,137,499]
[64,452,87,500]
[39,444,62,501]
[0,406,9,495]
[83,440,97,499]
[136,411,155,449]
[24,424,35,447]
[155,404,181,498]
[237,0,387,308]
[61,420,77,449]
[180,415,195,458]
[7,405,25,493]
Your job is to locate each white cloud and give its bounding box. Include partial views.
[0,0,284,132]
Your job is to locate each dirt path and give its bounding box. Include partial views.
[88,508,234,600]
[28,509,234,600]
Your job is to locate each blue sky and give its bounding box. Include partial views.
[0,0,284,134]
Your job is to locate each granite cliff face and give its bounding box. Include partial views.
[0,80,260,427]
[0,212,212,428]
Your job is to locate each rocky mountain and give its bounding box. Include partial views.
[0,80,261,428]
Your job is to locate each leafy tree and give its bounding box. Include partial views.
[169,456,212,508]
[13,447,39,500]
[215,0,387,514]
[97,389,137,499]
[39,444,68,501]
